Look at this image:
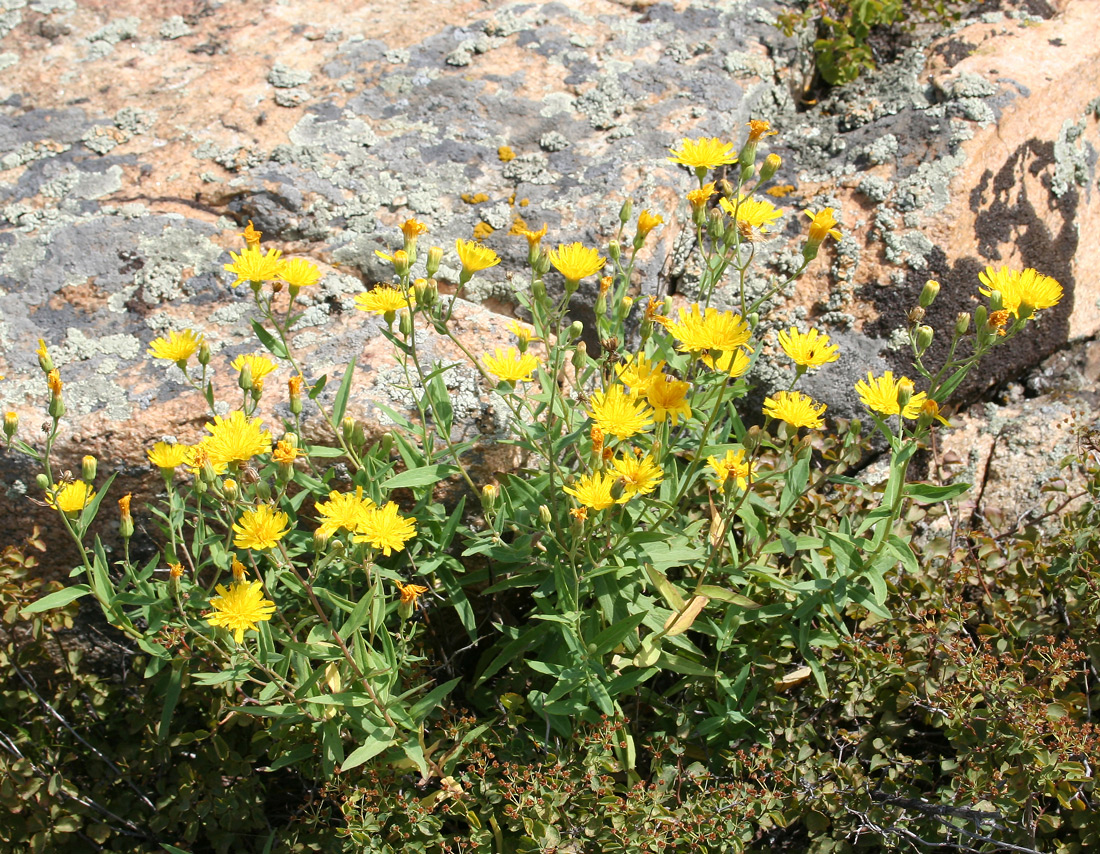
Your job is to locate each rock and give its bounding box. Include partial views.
[0,0,1096,577]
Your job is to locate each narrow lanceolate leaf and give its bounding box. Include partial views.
[331,359,356,426]
[251,320,289,359]
[662,595,710,637]
[21,584,91,616]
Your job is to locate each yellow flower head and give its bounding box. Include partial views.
[920,399,951,427]
[231,557,247,582]
[482,347,540,384]
[616,353,666,393]
[231,353,277,384]
[548,243,605,282]
[232,504,291,551]
[46,369,62,396]
[396,580,429,606]
[762,390,827,430]
[315,486,375,538]
[118,493,132,518]
[455,239,501,275]
[707,449,754,492]
[355,285,415,315]
[636,210,664,240]
[148,329,204,364]
[184,442,229,477]
[686,182,716,211]
[777,327,840,369]
[36,338,54,372]
[272,438,300,465]
[978,266,1063,318]
[512,222,548,250]
[206,580,276,643]
[803,208,842,244]
[746,119,778,143]
[610,454,663,498]
[277,257,323,290]
[854,371,926,419]
[668,137,738,171]
[169,562,185,580]
[202,411,273,467]
[701,348,752,378]
[660,304,753,354]
[563,470,622,511]
[644,374,692,426]
[587,385,654,440]
[507,320,538,346]
[400,218,429,241]
[224,246,283,286]
[352,501,417,556]
[47,480,95,516]
[719,195,783,232]
[147,441,188,470]
[241,220,262,248]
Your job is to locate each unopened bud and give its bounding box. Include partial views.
[568,320,584,341]
[758,153,781,183]
[289,376,303,415]
[608,239,621,263]
[915,325,934,356]
[533,251,551,277]
[538,504,552,526]
[36,473,50,491]
[3,411,17,441]
[619,199,633,225]
[896,378,914,411]
[379,432,394,458]
[413,278,437,309]
[254,481,271,502]
[531,278,547,301]
[392,249,410,277]
[481,483,499,511]
[426,246,444,279]
[619,296,634,316]
[399,309,414,337]
[955,312,971,336]
[81,455,97,483]
[342,416,356,443]
[313,529,330,553]
[610,478,626,501]
[987,289,1003,313]
[919,279,940,308]
[48,395,65,419]
[198,341,212,366]
[221,478,239,501]
[974,306,988,336]
[352,420,366,450]
[572,341,588,375]
[238,363,253,392]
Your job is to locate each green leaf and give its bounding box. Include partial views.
[644,565,686,612]
[79,471,117,529]
[340,729,396,772]
[903,481,971,504]
[21,584,90,615]
[308,374,328,400]
[381,464,461,490]
[697,585,761,609]
[251,320,289,359]
[331,359,356,426]
[267,744,315,773]
[157,663,184,741]
[406,677,461,725]
[589,612,648,657]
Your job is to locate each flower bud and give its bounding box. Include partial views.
[48,395,65,419]
[608,240,621,263]
[198,340,212,366]
[392,249,410,277]
[619,199,633,225]
[221,478,239,502]
[538,504,553,526]
[289,376,303,415]
[413,278,437,310]
[896,378,914,412]
[974,305,988,335]
[231,557,247,583]
[919,279,940,308]
[238,362,253,392]
[915,324,934,356]
[426,246,444,279]
[987,289,1003,313]
[531,278,547,302]
[36,340,54,373]
[254,480,271,503]
[533,251,551,277]
[619,296,634,317]
[568,320,584,341]
[342,416,356,443]
[3,411,17,441]
[481,483,499,511]
[758,153,781,183]
[596,292,607,317]
[118,493,134,540]
[399,309,414,338]
[81,455,97,483]
[379,432,394,458]
[313,529,330,553]
[571,341,587,375]
[35,473,50,491]
[956,312,971,336]
[610,478,626,502]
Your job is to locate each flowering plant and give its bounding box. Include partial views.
[10,121,1061,788]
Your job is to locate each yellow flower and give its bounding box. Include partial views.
[230,353,277,385]
[978,266,1063,318]
[701,348,752,378]
[352,501,417,556]
[400,219,429,241]
[854,371,926,419]
[148,329,204,363]
[762,390,827,430]
[315,487,375,538]
[563,471,622,511]
[206,580,276,643]
[610,454,663,497]
[707,449,754,492]
[777,327,840,369]
[660,304,753,354]
[231,557,248,582]
[224,246,283,286]
[183,442,229,477]
[482,347,540,384]
[47,480,95,516]
[232,504,291,550]
[746,119,777,144]
[202,411,273,467]
[719,195,783,232]
[46,369,62,396]
[507,320,539,346]
[512,222,548,250]
[168,562,185,580]
[241,220,262,248]
[686,182,716,211]
[547,243,605,282]
[277,257,323,290]
[616,353,666,393]
[635,210,664,239]
[355,285,414,315]
[147,441,188,470]
[587,385,654,440]
[803,208,842,243]
[36,338,54,372]
[644,375,692,426]
[455,239,501,275]
[919,399,951,427]
[667,138,737,170]
[396,580,429,605]
[272,438,300,465]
